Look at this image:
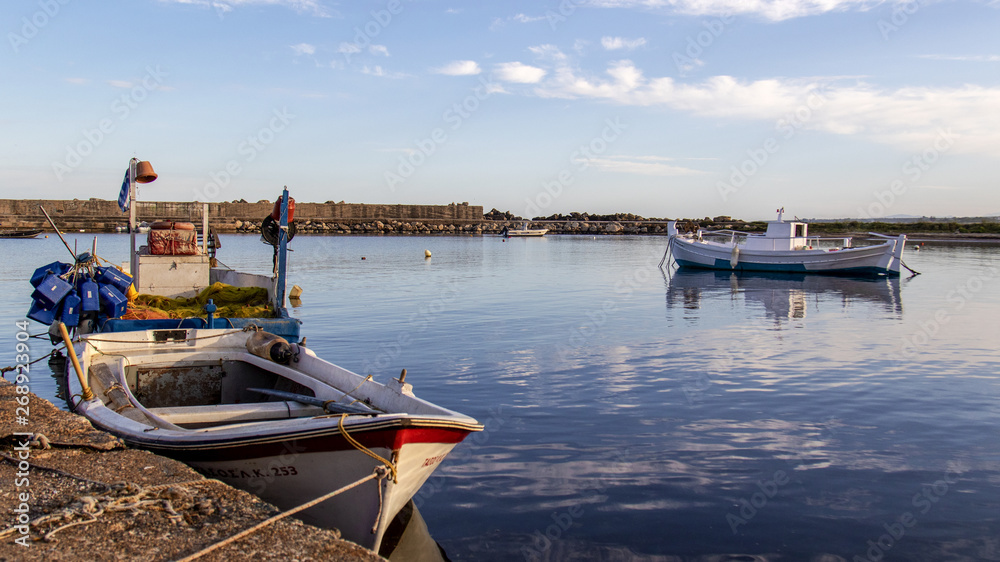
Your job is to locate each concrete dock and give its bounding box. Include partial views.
[0,380,382,561]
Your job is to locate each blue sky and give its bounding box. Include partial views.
[3,0,999,220]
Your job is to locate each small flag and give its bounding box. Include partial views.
[118,168,130,212]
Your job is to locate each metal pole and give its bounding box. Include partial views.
[276,187,289,311]
[129,158,138,288]
[38,205,77,261]
[202,202,209,256]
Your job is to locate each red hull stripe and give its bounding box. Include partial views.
[141,424,472,463]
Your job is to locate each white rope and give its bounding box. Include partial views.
[176,469,385,561]
[658,235,675,268]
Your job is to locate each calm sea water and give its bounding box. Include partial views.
[3,233,999,561]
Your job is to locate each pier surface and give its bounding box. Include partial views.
[0,379,382,561]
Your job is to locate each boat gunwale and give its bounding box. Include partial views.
[67,329,484,445]
[670,236,894,261]
[73,399,484,450]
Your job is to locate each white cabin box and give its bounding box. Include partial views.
[137,249,211,298]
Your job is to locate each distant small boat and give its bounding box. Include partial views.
[0,229,42,239]
[664,210,907,277]
[502,221,548,237]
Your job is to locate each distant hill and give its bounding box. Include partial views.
[811,216,999,223]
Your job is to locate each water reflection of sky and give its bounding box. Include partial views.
[5,234,998,561]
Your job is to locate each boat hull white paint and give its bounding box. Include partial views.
[504,230,548,237]
[65,329,482,551]
[184,439,458,548]
[669,236,904,276]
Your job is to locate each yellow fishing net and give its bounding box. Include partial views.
[124,282,274,320]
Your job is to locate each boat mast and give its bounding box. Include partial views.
[129,157,138,288]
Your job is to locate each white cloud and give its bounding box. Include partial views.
[495,62,547,84]
[362,65,408,79]
[525,56,1000,155]
[601,36,647,51]
[159,0,333,17]
[290,43,316,56]
[583,155,709,176]
[369,45,390,57]
[337,42,361,55]
[918,54,1000,62]
[512,13,546,23]
[107,80,133,88]
[589,0,882,21]
[65,77,89,85]
[433,60,482,76]
[491,12,546,28]
[528,44,568,63]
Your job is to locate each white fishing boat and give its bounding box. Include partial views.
[502,221,548,237]
[39,159,482,552]
[663,210,908,277]
[64,327,482,551]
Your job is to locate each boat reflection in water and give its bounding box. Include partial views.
[664,269,903,325]
[379,500,451,561]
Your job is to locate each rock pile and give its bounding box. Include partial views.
[229,219,675,235]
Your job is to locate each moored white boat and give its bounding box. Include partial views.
[664,210,908,277]
[502,221,548,237]
[64,327,482,551]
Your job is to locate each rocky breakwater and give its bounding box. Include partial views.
[227,218,674,236]
[231,218,495,235]
[544,220,672,235]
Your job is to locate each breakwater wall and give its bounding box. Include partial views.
[260,219,676,235]
[0,199,483,233]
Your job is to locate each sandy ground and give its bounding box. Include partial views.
[0,380,383,561]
